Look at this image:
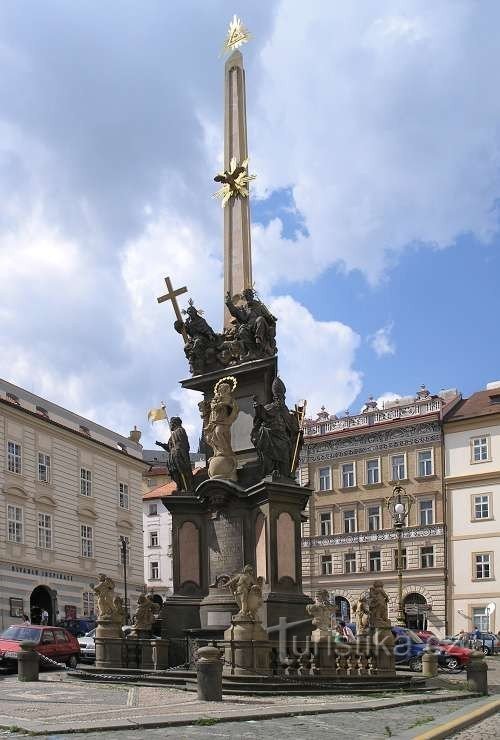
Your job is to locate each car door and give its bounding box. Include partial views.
[54,628,71,661]
[37,629,57,662]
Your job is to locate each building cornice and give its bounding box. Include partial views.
[302,524,445,548]
[444,416,500,433]
[445,471,500,486]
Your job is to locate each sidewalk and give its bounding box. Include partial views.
[0,673,484,736]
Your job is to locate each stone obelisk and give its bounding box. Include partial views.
[223,50,252,327]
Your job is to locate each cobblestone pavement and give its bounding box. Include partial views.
[452,713,500,738]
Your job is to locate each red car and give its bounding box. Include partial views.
[0,625,80,669]
[415,630,472,669]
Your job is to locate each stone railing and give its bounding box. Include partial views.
[304,398,443,437]
[302,524,445,549]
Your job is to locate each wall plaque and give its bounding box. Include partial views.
[208,515,244,582]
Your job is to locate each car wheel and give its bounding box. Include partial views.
[66,655,78,669]
[408,657,422,672]
[445,657,459,670]
[482,646,491,656]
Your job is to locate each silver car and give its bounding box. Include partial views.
[77,628,95,662]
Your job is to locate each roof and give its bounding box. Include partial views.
[142,467,207,500]
[0,378,144,461]
[444,388,500,423]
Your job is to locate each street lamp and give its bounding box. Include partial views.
[119,536,129,624]
[386,485,414,626]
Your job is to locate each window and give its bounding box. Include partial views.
[367,505,381,531]
[366,459,380,485]
[7,441,22,474]
[318,467,331,491]
[419,500,434,526]
[394,547,407,570]
[421,546,434,568]
[149,531,159,547]
[82,591,95,617]
[391,454,406,481]
[119,482,129,509]
[369,550,381,572]
[7,505,23,543]
[148,502,158,516]
[341,462,355,488]
[80,468,92,497]
[344,553,356,574]
[472,436,489,462]
[320,555,333,575]
[38,453,51,483]
[472,607,489,632]
[417,450,433,477]
[54,629,68,644]
[150,561,159,580]
[474,495,490,520]
[343,509,356,533]
[320,512,332,536]
[119,535,130,565]
[475,553,492,580]
[37,513,52,549]
[81,525,93,558]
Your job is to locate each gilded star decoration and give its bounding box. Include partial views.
[222,15,251,55]
[213,157,256,207]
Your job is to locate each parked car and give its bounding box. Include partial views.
[77,628,96,662]
[451,631,499,656]
[57,618,95,638]
[392,626,428,671]
[414,630,472,669]
[0,625,80,669]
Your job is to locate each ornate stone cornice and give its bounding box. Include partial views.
[302,524,445,548]
[303,420,441,463]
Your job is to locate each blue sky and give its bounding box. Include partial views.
[0,1,499,447]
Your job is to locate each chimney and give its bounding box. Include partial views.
[129,425,142,444]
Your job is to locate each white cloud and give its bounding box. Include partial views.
[369,322,396,357]
[376,392,402,408]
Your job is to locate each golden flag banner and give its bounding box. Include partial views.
[147,406,167,424]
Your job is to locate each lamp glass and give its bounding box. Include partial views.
[394,502,405,514]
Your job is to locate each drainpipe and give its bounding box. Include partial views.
[441,417,449,637]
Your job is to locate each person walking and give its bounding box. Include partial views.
[41,608,49,625]
[339,620,355,643]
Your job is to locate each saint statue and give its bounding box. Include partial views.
[306,590,335,636]
[353,595,370,635]
[226,565,264,621]
[176,300,220,375]
[156,416,193,492]
[251,377,300,479]
[205,376,239,480]
[368,581,391,629]
[93,574,115,620]
[225,288,277,361]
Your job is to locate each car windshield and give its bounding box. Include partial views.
[0,627,41,642]
[84,629,96,638]
[406,630,424,644]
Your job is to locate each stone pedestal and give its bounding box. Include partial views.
[196,643,223,701]
[310,630,336,677]
[223,617,272,676]
[17,641,39,682]
[95,637,123,670]
[372,629,396,677]
[123,638,169,670]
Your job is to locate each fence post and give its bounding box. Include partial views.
[196,642,223,702]
[17,641,39,682]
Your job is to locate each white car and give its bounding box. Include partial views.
[77,628,96,662]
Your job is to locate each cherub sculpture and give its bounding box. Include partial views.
[368,581,391,629]
[353,594,370,635]
[306,589,335,636]
[226,565,264,621]
[93,574,115,620]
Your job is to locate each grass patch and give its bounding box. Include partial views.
[409,716,434,728]
[194,717,219,726]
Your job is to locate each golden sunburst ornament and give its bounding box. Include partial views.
[213,156,256,207]
[223,15,251,55]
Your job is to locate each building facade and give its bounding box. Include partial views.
[300,386,459,637]
[444,383,500,636]
[0,379,145,628]
[143,483,175,604]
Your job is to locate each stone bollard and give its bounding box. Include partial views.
[422,646,439,677]
[17,641,39,682]
[466,650,488,695]
[196,643,223,702]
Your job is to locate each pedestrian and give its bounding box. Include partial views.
[21,613,30,625]
[333,624,346,643]
[339,620,355,643]
[41,608,49,625]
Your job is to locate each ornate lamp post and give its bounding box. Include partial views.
[119,536,129,623]
[386,485,414,626]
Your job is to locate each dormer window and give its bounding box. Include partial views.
[6,392,20,405]
[79,425,91,437]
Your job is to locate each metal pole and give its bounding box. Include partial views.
[120,536,129,624]
[396,526,405,626]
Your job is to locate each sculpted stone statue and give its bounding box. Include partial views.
[368,581,391,629]
[225,288,277,362]
[251,377,300,479]
[112,596,126,635]
[176,300,220,375]
[93,574,115,620]
[353,595,370,635]
[205,377,239,481]
[306,590,335,636]
[156,416,193,492]
[226,565,264,621]
[132,594,156,635]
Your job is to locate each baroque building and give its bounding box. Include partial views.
[444,382,500,636]
[0,378,145,628]
[299,386,460,637]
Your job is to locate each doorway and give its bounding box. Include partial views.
[30,586,55,625]
[334,596,351,622]
[403,592,428,630]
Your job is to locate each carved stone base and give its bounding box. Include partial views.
[208,453,237,481]
[95,637,123,670]
[223,618,272,675]
[123,638,169,670]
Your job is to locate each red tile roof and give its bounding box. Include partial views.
[142,467,207,500]
[445,388,500,422]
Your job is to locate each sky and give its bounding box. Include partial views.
[1,0,499,449]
